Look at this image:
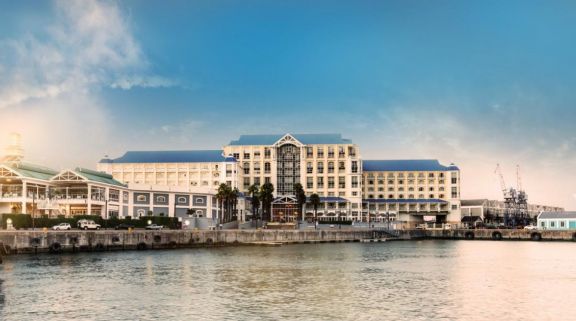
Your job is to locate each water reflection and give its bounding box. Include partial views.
[0,241,575,320]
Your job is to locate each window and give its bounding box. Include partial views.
[328,147,334,158]
[398,180,404,185]
[339,161,345,171]
[306,147,313,158]
[195,197,204,204]
[254,177,260,186]
[136,195,147,202]
[254,151,261,158]
[351,176,359,188]
[369,179,374,185]
[307,162,313,174]
[429,194,435,199]
[265,177,271,184]
[428,173,435,178]
[317,177,324,188]
[328,162,334,173]
[551,221,555,228]
[243,153,250,159]
[264,162,271,174]
[338,146,345,157]
[560,221,565,228]
[388,180,394,185]
[317,147,324,158]
[451,172,458,184]
[429,187,435,191]
[398,194,404,199]
[409,194,414,199]
[351,161,358,173]
[541,221,546,228]
[264,148,271,158]
[156,195,167,203]
[348,146,356,157]
[243,177,250,188]
[177,196,187,204]
[317,162,324,174]
[233,153,240,159]
[307,177,313,189]
[388,194,394,199]
[328,177,335,188]
[451,204,458,210]
[243,162,250,175]
[451,187,458,198]
[339,176,345,188]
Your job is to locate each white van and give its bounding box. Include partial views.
[77,219,101,230]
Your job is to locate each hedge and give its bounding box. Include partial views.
[0,214,180,230]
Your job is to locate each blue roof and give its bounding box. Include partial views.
[316,196,348,203]
[100,150,235,163]
[363,199,448,204]
[362,160,459,172]
[228,133,352,146]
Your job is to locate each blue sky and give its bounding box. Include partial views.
[0,0,575,209]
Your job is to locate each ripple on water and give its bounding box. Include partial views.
[1,241,576,321]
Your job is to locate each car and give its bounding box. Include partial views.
[115,223,135,230]
[77,219,101,230]
[52,223,71,230]
[523,225,538,230]
[329,224,335,228]
[145,224,164,230]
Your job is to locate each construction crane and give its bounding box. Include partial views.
[494,164,530,227]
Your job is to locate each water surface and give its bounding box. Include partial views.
[1,241,575,320]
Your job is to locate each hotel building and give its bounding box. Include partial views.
[97,133,462,224]
[0,132,462,224]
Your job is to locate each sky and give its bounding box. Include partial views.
[0,0,575,209]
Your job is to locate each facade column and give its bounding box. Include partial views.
[21,180,27,214]
[87,183,92,216]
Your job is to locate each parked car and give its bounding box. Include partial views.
[77,219,101,230]
[115,223,135,230]
[523,225,538,230]
[145,224,164,230]
[52,223,71,230]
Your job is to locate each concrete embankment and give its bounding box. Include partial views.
[0,229,412,255]
[425,229,576,241]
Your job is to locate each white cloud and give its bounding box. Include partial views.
[0,0,173,110]
[0,0,174,168]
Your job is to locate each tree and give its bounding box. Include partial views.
[216,183,232,224]
[294,183,307,222]
[186,208,196,217]
[259,183,275,222]
[247,184,260,224]
[309,193,321,229]
[231,187,239,221]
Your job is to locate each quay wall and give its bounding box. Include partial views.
[0,229,392,255]
[425,229,576,241]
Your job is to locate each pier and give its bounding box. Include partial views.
[0,228,573,257]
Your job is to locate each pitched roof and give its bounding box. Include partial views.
[461,199,488,206]
[538,211,576,219]
[4,162,58,181]
[362,160,459,172]
[74,168,126,187]
[363,198,448,204]
[228,133,352,146]
[100,150,235,164]
[461,216,483,223]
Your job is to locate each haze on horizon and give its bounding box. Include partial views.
[0,0,575,210]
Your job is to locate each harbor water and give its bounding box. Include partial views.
[1,240,575,320]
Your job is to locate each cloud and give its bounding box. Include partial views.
[0,0,174,168]
[0,0,173,110]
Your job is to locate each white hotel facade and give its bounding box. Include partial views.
[96,133,462,224]
[0,133,461,224]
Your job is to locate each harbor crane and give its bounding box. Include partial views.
[494,164,530,227]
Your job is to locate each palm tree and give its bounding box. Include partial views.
[231,187,239,221]
[216,183,232,224]
[294,183,307,222]
[259,183,275,222]
[247,184,260,225]
[186,208,196,217]
[309,193,321,229]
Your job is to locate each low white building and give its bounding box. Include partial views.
[537,212,576,230]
